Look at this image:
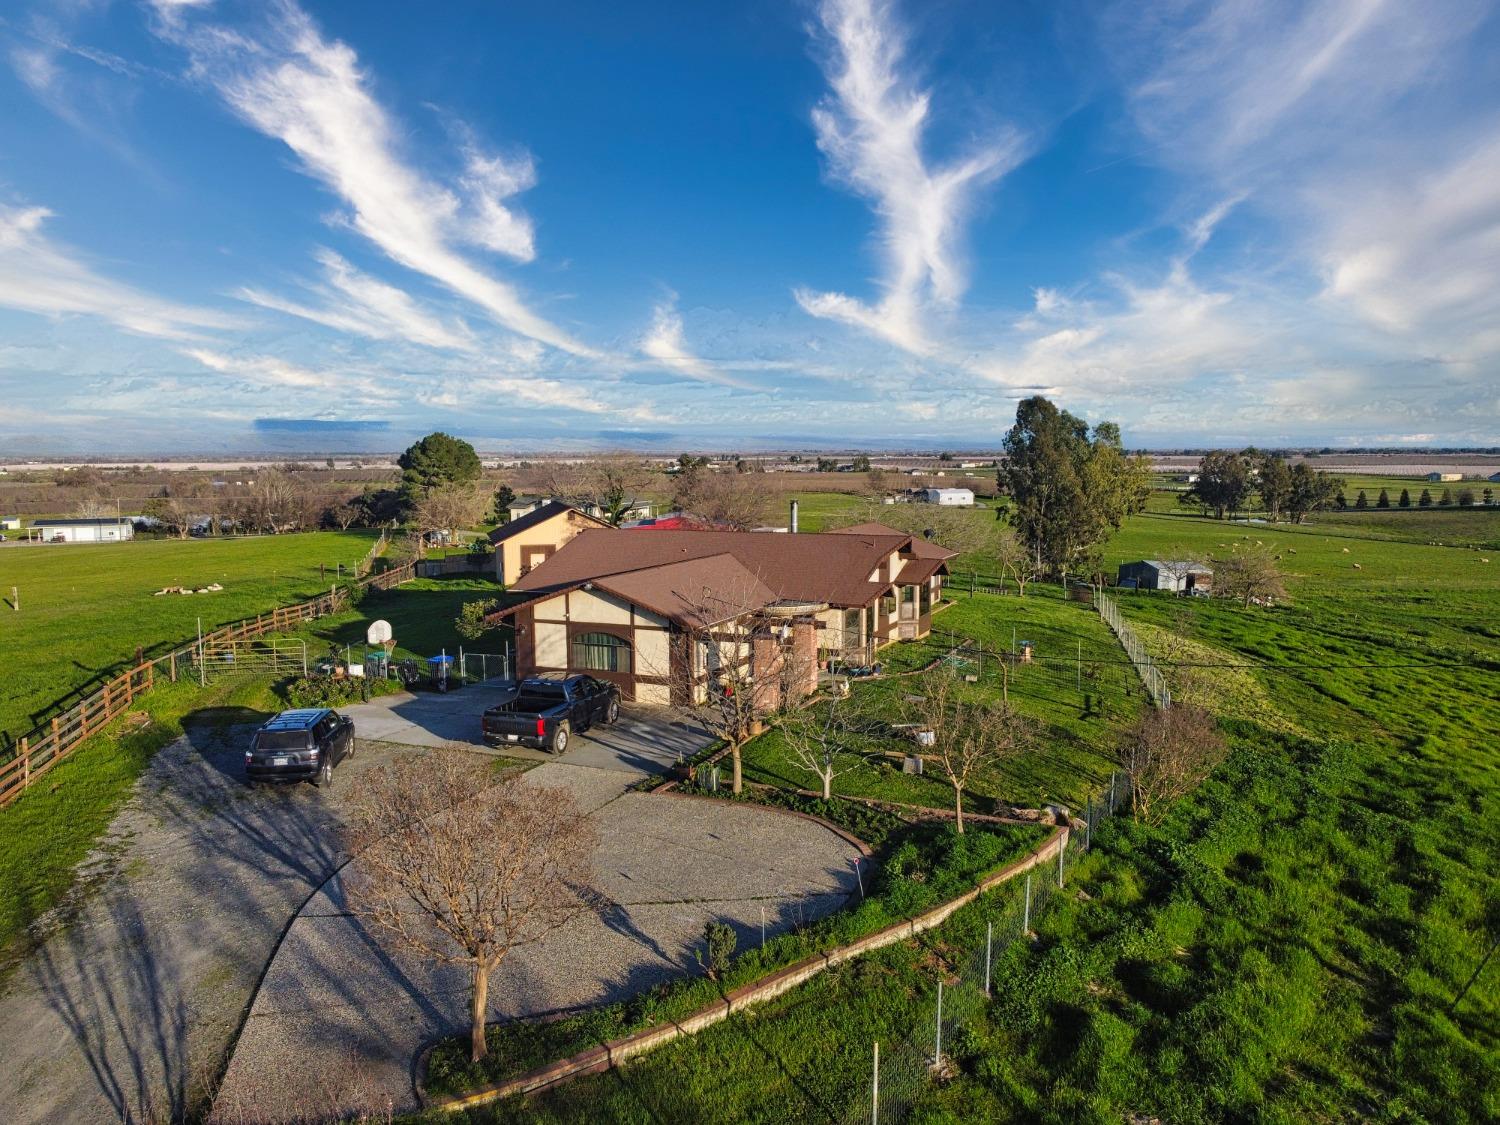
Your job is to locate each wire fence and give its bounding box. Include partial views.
[843,771,1129,1125]
[1095,588,1172,708]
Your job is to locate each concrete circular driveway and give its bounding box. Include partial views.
[336,682,714,774]
[211,761,865,1121]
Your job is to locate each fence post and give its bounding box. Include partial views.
[1085,798,1092,851]
[1023,873,1031,934]
[1057,834,1065,887]
[985,920,993,998]
[934,978,943,1064]
[20,736,29,786]
[872,1041,880,1125]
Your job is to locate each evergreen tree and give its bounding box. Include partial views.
[1439,488,1452,507]
[398,432,481,501]
[1418,488,1433,507]
[1485,488,1494,506]
[1002,397,1150,579]
[1336,491,1348,510]
[1376,489,1390,509]
[1354,489,1368,510]
[1399,488,1411,508]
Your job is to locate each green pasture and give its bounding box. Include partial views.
[0,532,378,749]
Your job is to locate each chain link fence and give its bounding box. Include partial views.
[843,771,1129,1125]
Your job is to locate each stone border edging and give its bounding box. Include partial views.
[430,821,1067,1113]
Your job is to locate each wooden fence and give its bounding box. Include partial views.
[0,559,417,809]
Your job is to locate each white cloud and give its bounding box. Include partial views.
[238,248,475,351]
[795,0,1024,355]
[182,347,328,388]
[638,296,754,389]
[0,203,238,339]
[155,0,596,356]
[1320,129,1500,345]
[456,139,538,261]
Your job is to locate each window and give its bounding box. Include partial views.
[843,608,862,646]
[572,631,631,674]
[919,581,932,615]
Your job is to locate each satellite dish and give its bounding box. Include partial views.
[366,619,393,645]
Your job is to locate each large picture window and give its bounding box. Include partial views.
[572,631,631,673]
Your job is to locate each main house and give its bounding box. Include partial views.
[486,522,954,705]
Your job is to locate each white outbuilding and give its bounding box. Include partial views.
[914,487,975,507]
[30,517,134,543]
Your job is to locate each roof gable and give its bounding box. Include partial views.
[488,501,606,544]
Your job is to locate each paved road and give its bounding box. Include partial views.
[212,762,863,1121]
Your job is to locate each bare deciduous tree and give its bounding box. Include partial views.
[546,458,656,526]
[654,582,819,794]
[237,469,314,534]
[1212,544,1286,607]
[995,524,1036,596]
[671,467,771,529]
[343,754,598,1063]
[778,689,864,799]
[904,666,1035,832]
[407,483,490,552]
[1115,705,1226,825]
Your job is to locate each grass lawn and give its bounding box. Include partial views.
[288,576,514,667]
[0,531,379,749]
[742,588,1144,812]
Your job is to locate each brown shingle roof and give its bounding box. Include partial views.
[831,521,958,560]
[508,527,925,609]
[592,554,779,628]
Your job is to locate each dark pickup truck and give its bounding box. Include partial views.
[482,674,621,753]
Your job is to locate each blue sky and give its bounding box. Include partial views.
[1,0,1497,452]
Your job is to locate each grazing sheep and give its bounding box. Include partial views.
[1341,547,1350,553]
[1482,558,1491,564]
[1352,563,1362,570]
[1288,548,1297,554]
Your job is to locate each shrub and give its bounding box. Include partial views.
[280,675,400,709]
[703,921,737,979]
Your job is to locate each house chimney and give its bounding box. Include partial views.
[790,499,799,534]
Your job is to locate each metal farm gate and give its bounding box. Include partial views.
[198,639,309,681]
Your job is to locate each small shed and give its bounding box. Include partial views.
[1117,559,1212,593]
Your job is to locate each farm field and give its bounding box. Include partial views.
[0,531,379,750]
[457,507,1499,1123]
